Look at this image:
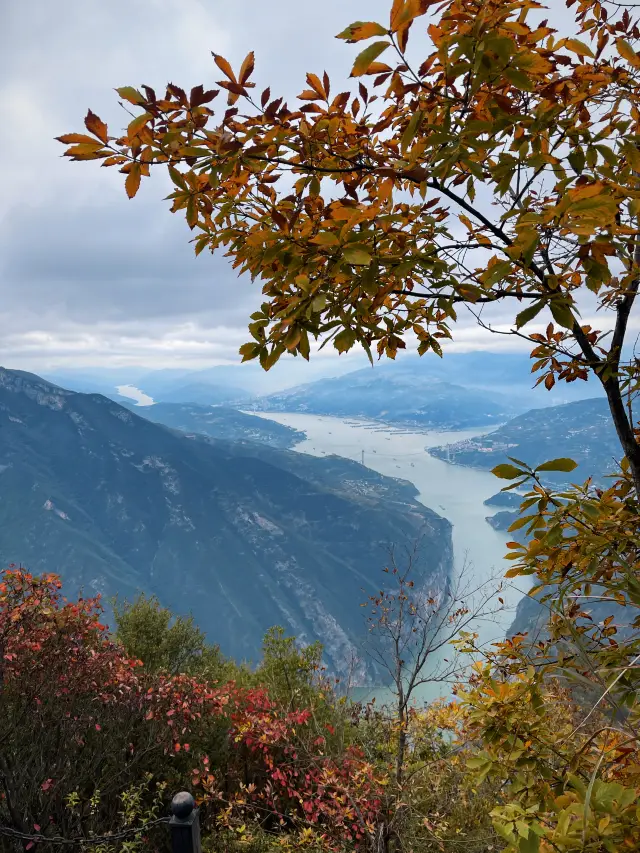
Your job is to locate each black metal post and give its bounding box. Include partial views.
[170,792,202,853]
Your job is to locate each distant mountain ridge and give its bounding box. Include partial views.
[249,366,520,429]
[0,368,451,677]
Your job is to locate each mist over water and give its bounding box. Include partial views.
[253,412,531,704]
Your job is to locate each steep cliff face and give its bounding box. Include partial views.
[0,368,452,677]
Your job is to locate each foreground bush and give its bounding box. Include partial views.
[0,568,384,851]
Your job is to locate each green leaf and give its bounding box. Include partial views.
[350,41,391,77]
[401,110,424,153]
[535,457,578,473]
[568,148,586,175]
[504,67,534,91]
[343,246,372,265]
[518,828,540,853]
[549,300,575,330]
[334,328,356,353]
[169,166,187,190]
[508,514,537,532]
[239,342,261,362]
[515,300,545,329]
[492,463,525,480]
[482,259,513,287]
[569,195,617,216]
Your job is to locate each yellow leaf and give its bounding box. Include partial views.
[569,196,616,218]
[115,86,145,105]
[310,232,340,246]
[343,246,372,265]
[568,181,604,202]
[564,38,594,58]
[501,21,529,35]
[617,38,640,68]
[127,113,152,139]
[56,133,105,145]
[504,567,522,578]
[351,41,391,77]
[336,21,388,42]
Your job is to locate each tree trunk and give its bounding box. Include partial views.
[395,724,407,787]
[602,377,640,496]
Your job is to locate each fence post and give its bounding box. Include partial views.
[170,791,202,853]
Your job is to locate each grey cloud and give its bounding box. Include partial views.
[0,0,583,371]
[0,196,260,328]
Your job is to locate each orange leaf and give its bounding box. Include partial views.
[125,163,141,199]
[63,143,106,157]
[101,155,129,167]
[306,73,326,99]
[84,109,108,144]
[363,62,393,75]
[239,51,255,85]
[390,0,429,33]
[213,54,236,82]
[56,133,104,145]
[390,0,405,31]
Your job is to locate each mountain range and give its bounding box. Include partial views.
[249,366,519,429]
[42,351,603,413]
[0,368,450,677]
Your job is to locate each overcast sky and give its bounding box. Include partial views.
[0,0,622,378]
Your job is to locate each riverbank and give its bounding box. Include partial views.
[251,412,530,703]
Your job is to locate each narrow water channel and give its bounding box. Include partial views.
[253,412,530,703]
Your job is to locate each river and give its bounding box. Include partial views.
[252,412,530,703]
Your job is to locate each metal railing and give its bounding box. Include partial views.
[0,792,201,852]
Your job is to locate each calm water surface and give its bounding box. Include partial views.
[253,412,530,703]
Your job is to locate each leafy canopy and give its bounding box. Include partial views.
[58,0,640,493]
